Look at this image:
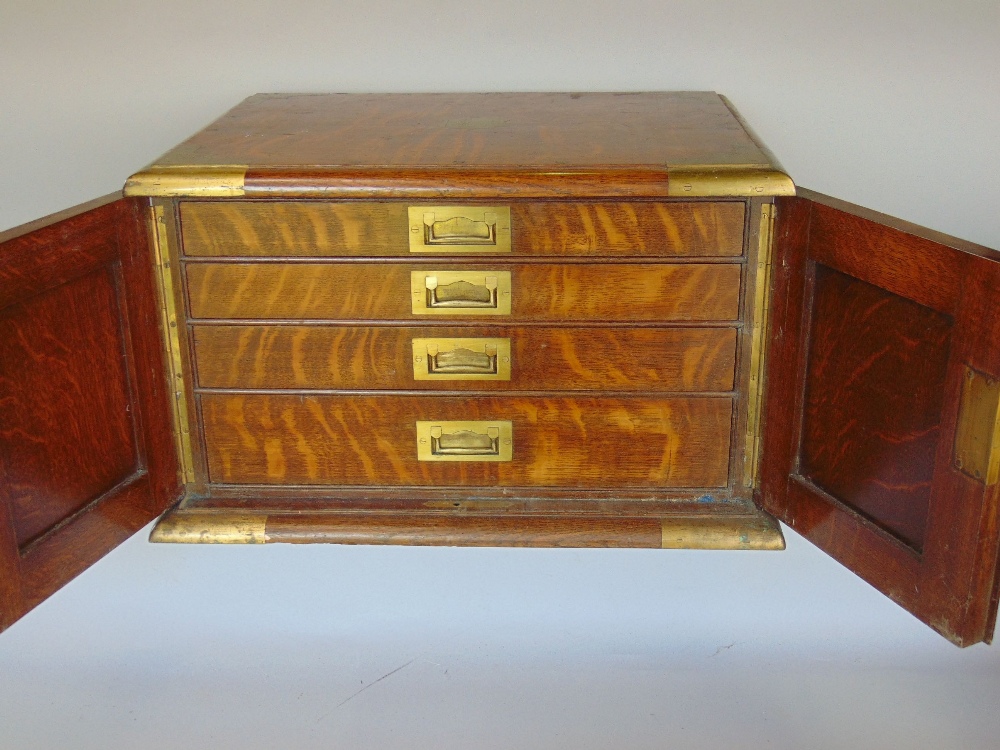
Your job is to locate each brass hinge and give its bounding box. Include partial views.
[150,204,196,484]
[954,367,1000,485]
[743,203,775,488]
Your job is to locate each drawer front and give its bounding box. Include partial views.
[200,394,733,488]
[179,201,745,258]
[193,325,738,392]
[185,263,742,322]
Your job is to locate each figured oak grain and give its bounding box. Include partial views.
[200,394,733,488]
[185,262,742,322]
[193,325,738,392]
[153,93,774,170]
[179,201,745,258]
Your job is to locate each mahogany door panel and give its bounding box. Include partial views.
[761,188,1000,646]
[0,195,179,631]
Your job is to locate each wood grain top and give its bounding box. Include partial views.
[126,93,793,198]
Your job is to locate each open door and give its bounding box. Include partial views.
[761,188,1000,646]
[0,195,180,632]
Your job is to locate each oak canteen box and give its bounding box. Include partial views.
[2,93,999,647]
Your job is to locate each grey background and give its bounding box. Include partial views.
[1,2,999,748]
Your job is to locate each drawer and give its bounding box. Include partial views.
[178,201,745,258]
[200,394,733,488]
[193,325,738,392]
[185,262,742,322]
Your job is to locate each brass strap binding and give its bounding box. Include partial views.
[150,203,196,484]
[743,202,775,488]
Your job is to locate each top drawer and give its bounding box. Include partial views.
[178,201,745,258]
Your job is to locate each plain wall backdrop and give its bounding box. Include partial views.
[2,3,1000,749]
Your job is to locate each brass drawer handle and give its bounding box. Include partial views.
[416,420,513,462]
[408,207,511,253]
[410,271,512,315]
[411,337,512,381]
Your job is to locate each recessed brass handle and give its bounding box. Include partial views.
[416,420,513,462]
[410,271,512,315]
[408,206,511,253]
[411,337,512,381]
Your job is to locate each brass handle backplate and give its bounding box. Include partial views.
[408,206,511,253]
[410,271,512,315]
[416,420,513,462]
[412,337,512,381]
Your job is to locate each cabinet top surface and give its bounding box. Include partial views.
[126,92,793,198]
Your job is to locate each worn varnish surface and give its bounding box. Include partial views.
[193,325,738,392]
[762,189,1000,646]
[0,195,179,632]
[179,201,745,258]
[152,93,775,169]
[185,262,742,322]
[201,394,733,488]
[263,514,665,548]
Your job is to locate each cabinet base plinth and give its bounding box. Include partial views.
[150,496,784,550]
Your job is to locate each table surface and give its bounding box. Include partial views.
[1,522,998,750]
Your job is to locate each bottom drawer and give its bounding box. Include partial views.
[201,395,733,488]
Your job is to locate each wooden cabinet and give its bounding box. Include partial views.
[2,93,999,646]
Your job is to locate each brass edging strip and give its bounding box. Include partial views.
[149,511,267,543]
[660,514,785,550]
[150,204,196,484]
[743,203,776,488]
[124,165,792,198]
[666,167,795,197]
[125,165,247,197]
